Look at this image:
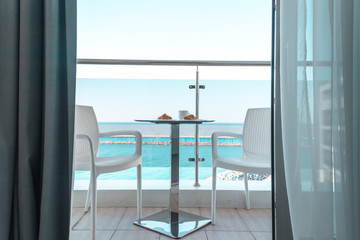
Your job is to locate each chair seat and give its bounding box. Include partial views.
[215,156,271,174]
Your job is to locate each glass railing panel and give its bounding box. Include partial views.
[196,66,271,182]
[75,64,271,184]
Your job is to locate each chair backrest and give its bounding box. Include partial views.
[75,105,100,167]
[242,108,271,162]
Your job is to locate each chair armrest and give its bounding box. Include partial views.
[211,132,243,161]
[99,130,142,156]
[212,131,243,139]
[76,133,96,172]
[99,130,141,138]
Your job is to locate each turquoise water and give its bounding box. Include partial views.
[97,122,244,137]
[75,122,244,180]
[75,140,242,180]
[100,136,242,144]
[74,78,271,180]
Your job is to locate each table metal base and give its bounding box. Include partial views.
[134,209,212,239]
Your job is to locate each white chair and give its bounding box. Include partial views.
[74,105,142,239]
[211,108,271,223]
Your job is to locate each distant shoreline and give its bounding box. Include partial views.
[98,122,245,137]
[100,135,242,146]
[100,135,241,138]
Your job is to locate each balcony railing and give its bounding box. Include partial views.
[77,59,271,66]
[76,59,271,186]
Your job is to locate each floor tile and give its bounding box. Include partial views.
[117,207,164,230]
[251,231,272,240]
[111,230,159,240]
[159,230,207,240]
[201,208,249,231]
[74,207,126,230]
[206,231,255,240]
[70,230,114,240]
[70,207,273,240]
[237,209,272,231]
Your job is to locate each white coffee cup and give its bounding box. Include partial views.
[179,110,189,120]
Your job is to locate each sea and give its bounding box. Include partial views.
[75,122,244,180]
[75,78,271,181]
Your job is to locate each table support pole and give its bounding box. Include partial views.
[133,120,212,238]
[170,124,180,214]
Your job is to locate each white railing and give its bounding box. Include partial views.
[77,58,271,186]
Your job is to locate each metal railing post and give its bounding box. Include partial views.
[194,66,200,187]
[188,66,205,187]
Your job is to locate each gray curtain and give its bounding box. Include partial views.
[0,0,76,239]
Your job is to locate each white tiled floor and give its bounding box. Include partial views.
[70,208,272,240]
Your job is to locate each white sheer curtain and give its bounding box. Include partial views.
[279,0,360,239]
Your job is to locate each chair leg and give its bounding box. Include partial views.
[84,179,91,212]
[244,172,250,209]
[137,164,142,220]
[90,175,97,240]
[211,167,217,224]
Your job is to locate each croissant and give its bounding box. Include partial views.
[184,114,197,120]
[158,113,172,120]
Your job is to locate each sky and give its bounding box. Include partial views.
[76,79,271,122]
[76,0,272,122]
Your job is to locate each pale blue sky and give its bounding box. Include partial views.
[77,0,272,60]
[76,79,271,122]
[76,0,272,122]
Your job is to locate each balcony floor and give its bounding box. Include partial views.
[70,207,272,240]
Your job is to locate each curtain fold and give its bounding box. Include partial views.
[0,0,76,239]
[352,0,360,237]
[278,0,360,239]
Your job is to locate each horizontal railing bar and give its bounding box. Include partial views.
[77,59,271,66]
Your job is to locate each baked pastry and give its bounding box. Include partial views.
[158,113,172,120]
[184,114,197,120]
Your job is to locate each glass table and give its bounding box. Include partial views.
[134,119,214,239]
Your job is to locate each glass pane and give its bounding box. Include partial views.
[75,65,271,182]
